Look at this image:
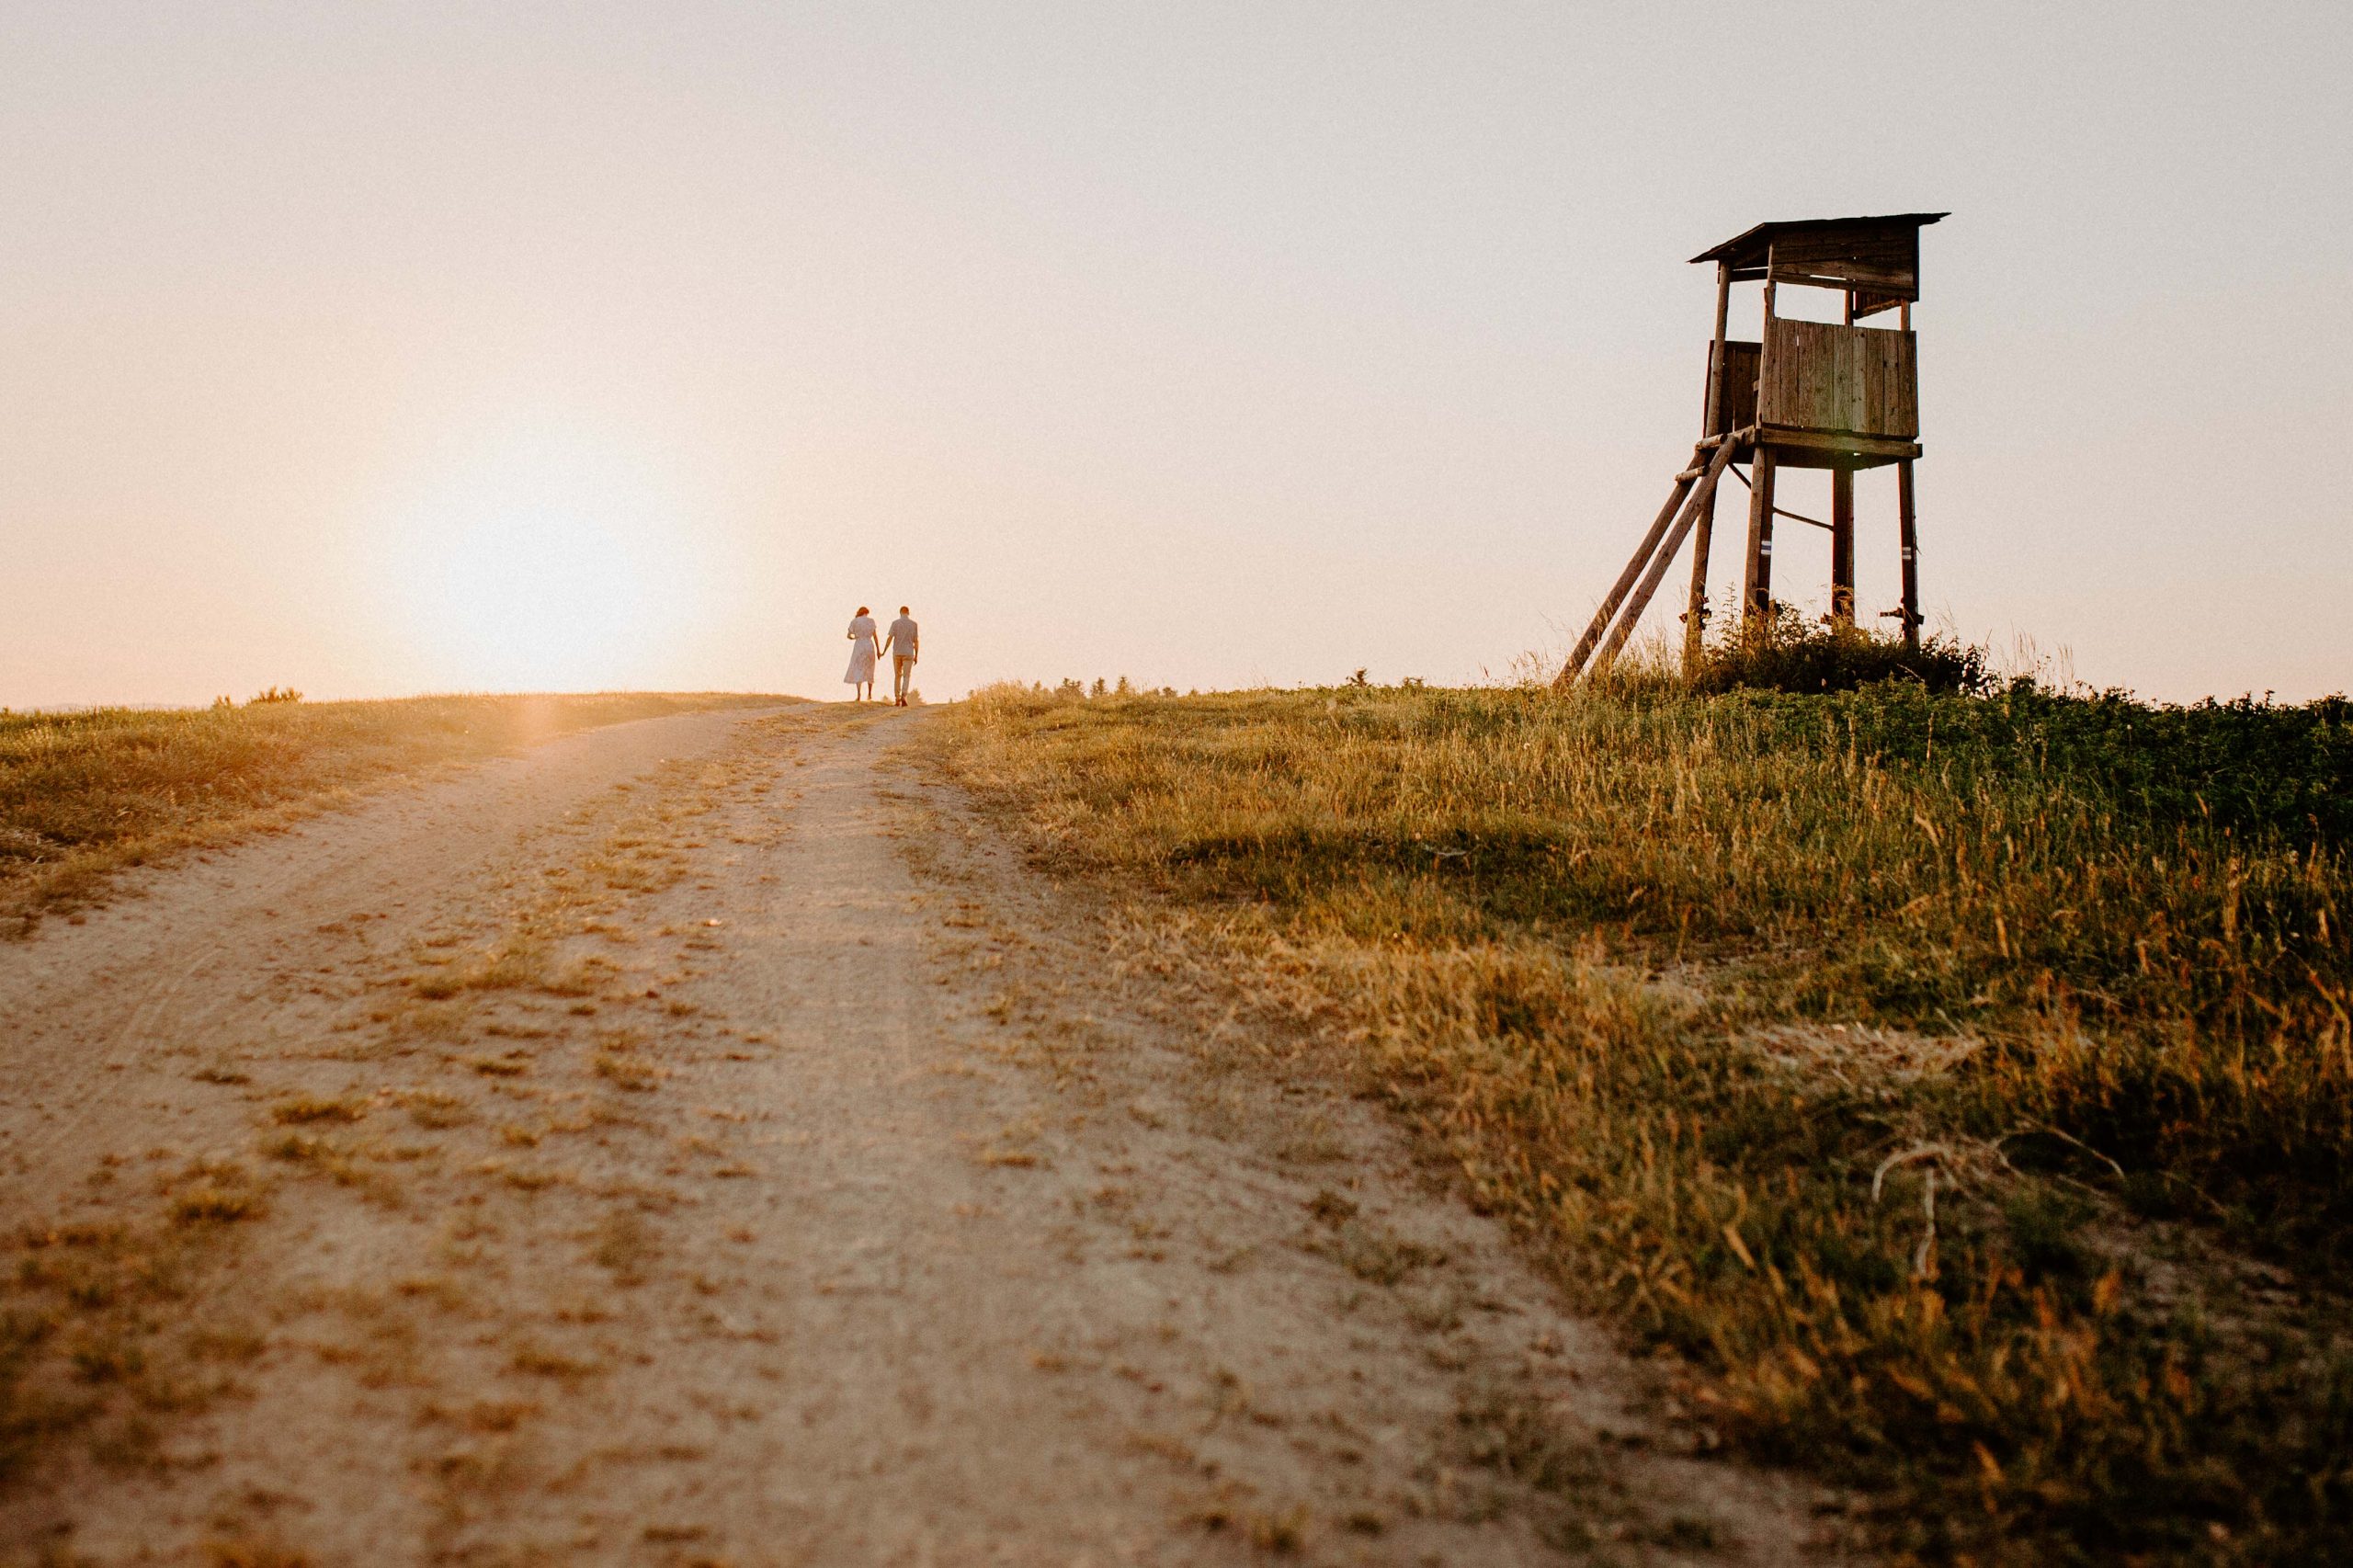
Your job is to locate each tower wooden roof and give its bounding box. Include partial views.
[1693,211,1946,316]
[1690,212,1946,272]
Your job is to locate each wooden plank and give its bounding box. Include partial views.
[1553,464,1699,687]
[1769,448,1897,471]
[1591,440,1739,675]
[1768,258,1916,296]
[1758,425,1922,460]
[1884,327,1917,434]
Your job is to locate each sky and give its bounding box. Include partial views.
[4,1,2348,707]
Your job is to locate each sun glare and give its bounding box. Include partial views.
[380,436,706,691]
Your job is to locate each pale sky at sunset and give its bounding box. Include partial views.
[6,3,2348,708]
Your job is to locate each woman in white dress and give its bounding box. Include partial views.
[843,606,881,700]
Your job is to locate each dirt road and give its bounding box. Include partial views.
[1,705,1835,1566]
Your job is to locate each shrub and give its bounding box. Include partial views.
[1689,608,1990,696]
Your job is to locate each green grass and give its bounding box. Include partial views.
[0,691,789,931]
[942,678,2353,1564]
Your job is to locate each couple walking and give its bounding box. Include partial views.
[844,606,919,705]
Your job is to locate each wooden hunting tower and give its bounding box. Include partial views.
[1557,211,1946,685]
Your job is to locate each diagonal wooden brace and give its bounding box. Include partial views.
[1589,438,1739,676]
[1552,449,1707,688]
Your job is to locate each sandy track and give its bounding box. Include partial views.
[0,707,771,1210]
[0,706,1838,1566]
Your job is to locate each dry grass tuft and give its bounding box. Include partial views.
[593,1053,662,1092]
[270,1096,366,1125]
[401,1090,472,1129]
[508,1343,601,1381]
[171,1187,262,1225]
[1243,1505,1310,1553]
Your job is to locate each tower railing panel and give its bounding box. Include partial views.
[1756,318,1916,440]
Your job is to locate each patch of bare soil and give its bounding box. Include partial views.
[0,704,1843,1565]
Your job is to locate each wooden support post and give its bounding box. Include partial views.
[1742,448,1777,622]
[1593,440,1738,675]
[1896,458,1920,649]
[1553,461,1700,687]
[1829,467,1855,625]
[1702,262,1731,435]
[1743,244,1779,627]
[1682,259,1735,671]
[1833,285,1856,626]
[1682,473,1719,674]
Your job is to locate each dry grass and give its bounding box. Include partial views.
[0,691,790,932]
[3,1188,257,1480]
[941,679,2353,1564]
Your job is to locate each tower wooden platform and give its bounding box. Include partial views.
[1556,212,1946,686]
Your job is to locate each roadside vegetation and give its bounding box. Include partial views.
[942,661,2352,1563]
[0,691,787,933]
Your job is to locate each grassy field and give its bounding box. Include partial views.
[942,679,2352,1564]
[0,692,790,933]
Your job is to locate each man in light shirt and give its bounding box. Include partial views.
[883,607,919,707]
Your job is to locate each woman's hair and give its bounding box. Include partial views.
[856,606,870,616]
